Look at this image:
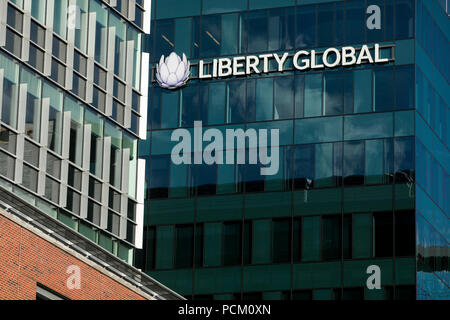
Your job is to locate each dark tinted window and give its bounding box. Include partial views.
[374,212,393,257]
[395,211,415,256]
[272,219,291,263]
[223,222,242,266]
[175,225,194,269]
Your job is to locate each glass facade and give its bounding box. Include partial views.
[0,0,151,264]
[137,0,449,300]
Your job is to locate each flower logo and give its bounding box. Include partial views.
[156,52,190,89]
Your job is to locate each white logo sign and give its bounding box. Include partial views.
[156,52,190,89]
[157,44,389,90]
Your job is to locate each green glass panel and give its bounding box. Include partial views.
[354,69,372,113]
[208,82,226,125]
[150,270,193,295]
[155,225,174,269]
[304,73,322,117]
[203,223,222,267]
[79,222,97,242]
[245,192,291,219]
[161,90,179,128]
[194,267,241,295]
[344,113,394,141]
[395,39,414,65]
[197,195,243,222]
[365,140,383,185]
[247,120,293,146]
[217,163,236,194]
[169,163,187,198]
[148,199,195,225]
[256,78,273,121]
[301,216,321,261]
[252,220,271,264]
[99,232,113,253]
[118,243,133,264]
[243,264,291,292]
[293,262,341,289]
[203,0,247,14]
[293,188,342,216]
[221,14,239,55]
[395,111,414,137]
[156,0,201,19]
[175,18,191,56]
[344,185,393,213]
[353,213,372,258]
[395,258,415,285]
[295,117,342,145]
[249,0,294,9]
[315,143,334,188]
[394,183,415,210]
[57,210,78,230]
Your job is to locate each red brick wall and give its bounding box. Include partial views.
[0,214,148,300]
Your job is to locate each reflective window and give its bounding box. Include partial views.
[255,78,273,121]
[221,14,239,55]
[53,0,68,39]
[64,96,83,166]
[345,0,365,44]
[148,155,170,199]
[0,53,19,129]
[85,109,103,177]
[75,0,88,53]
[323,72,343,116]
[31,0,46,24]
[105,121,122,189]
[123,133,137,199]
[201,15,221,57]
[20,68,41,142]
[22,164,38,192]
[23,139,39,167]
[154,20,174,61]
[304,74,322,118]
[90,0,108,66]
[227,81,246,124]
[43,83,63,154]
[268,8,294,51]
[344,141,364,186]
[293,145,314,190]
[128,26,142,90]
[274,76,293,120]
[110,12,126,79]
[0,127,17,154]
[296,5,315,48]
[374,67,394,112]
[7,4,23,33]
[394,137,414,183]
[247,11,268,52]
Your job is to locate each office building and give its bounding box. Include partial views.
[138,0,449,300]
